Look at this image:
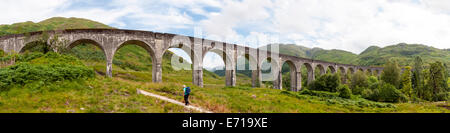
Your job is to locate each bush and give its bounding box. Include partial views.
[350,70,368,95]
[0,52,94,91]
[0,50,4,57]
[361,89,373,99]
[433,92,449,101]
[338,85,352,99]
[308,73,340,92]
[381,60,401,89]
[366,82,408,103]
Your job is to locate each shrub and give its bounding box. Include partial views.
[366,82,408,103]
[0,50,4,57]
[17,52,44,62]
[381,60,401,89]
[361,89,373,99]
[350,70,368,95]
[433,92,449,101]
[308,73,340,92]
[0,52,94,91]
[338,85,352,99]
[367,76,379,86]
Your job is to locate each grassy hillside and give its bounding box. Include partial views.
[0,17,112,36]
[356,43,450,67]
[261,44,359,64]
[264,43,450,68]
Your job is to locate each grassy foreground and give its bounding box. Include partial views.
[2,73,446,113]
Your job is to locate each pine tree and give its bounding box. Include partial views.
[401,66,413,98]
[413,56,425,99]
[427,61,446,101]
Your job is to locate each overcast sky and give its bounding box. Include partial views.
[1,0,449,69]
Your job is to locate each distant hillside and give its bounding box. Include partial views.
[356,43,450,67]
[263,43,450,67]
[260,44,358,64]
[0,17,112,36]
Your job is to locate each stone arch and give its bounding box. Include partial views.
[19,40,50,53]
[348,67,355,74]
[163,42,197,63]
[236,51,257,71]
[338,66,346,74]
[327,65,336,74]
[315,63,326,75]
[303,62,314,85]
[338,66,348,84]
[259,56,281,89]
[204,48,234,69]
[366,69,373,76]
[115,40,156,60]
[203,44,236,86]
[67,39,105,54]
[358,68,364,72]
[236,52,258,87]
[66,38,110,76]
[280,59,300,91]
[114,40,158,81]
[161,35,201,86]
[375,69,381,77]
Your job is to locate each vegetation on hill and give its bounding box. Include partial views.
[263,43,450,68]
[356,43,450,67]
[0,17,112,36]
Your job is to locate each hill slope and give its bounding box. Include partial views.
[0,17,112,36]
[260,44,359,64]
[263,43,450,67]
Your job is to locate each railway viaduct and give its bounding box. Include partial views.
[0,29,383,91]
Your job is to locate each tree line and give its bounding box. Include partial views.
[288,56,448,103]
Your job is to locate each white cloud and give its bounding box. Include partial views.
[1,0,449,68]
[0,0,70,24]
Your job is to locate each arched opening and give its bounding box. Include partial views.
[203,50,227,87]
[366,69,373,76]
[314,64,325,79]
[348,67,355,74]
[112,40,155,81]
[375,69,381,77]
[281,60,297,91]
[19,41,51,53]
[301,63,314,86]
[338,67,347,84]
[260,57,279,89]
[326,66,336,74]
[358,68,364,73]
[66,39,107,75]
[236,54,256,87]
[162,47,193,85]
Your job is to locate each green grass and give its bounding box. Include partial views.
[0,77,194,113]
[0,17,112,36]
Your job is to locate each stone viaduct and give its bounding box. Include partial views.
[0,29,383,91]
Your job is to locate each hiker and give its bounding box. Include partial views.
[183,85,191,106]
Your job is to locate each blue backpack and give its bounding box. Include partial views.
[185,87,191,95]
